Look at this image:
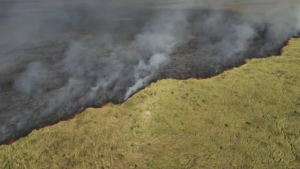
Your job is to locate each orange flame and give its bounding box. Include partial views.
[5,140,15,145]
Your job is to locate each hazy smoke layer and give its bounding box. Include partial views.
[0,0,300,144]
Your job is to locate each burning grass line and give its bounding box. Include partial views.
[3,102,110,146]
[1,37,296,146]
[1,38,300,168]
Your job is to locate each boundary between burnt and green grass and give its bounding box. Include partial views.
[0,38,299,168]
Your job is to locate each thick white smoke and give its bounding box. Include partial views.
[124,53,168,99]
[123,10,191,99]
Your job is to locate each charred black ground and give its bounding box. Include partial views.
[0,3,299,145]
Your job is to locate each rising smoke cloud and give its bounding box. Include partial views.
[0,0,300,144]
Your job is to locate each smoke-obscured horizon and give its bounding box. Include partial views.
[1,0,300,144]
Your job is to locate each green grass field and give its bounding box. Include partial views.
[1,38,300,168]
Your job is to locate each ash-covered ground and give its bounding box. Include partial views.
[1,1,300,145]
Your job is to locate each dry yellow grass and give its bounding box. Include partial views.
[1,38,300,168]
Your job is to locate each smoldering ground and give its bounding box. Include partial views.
[1,0,300,144]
